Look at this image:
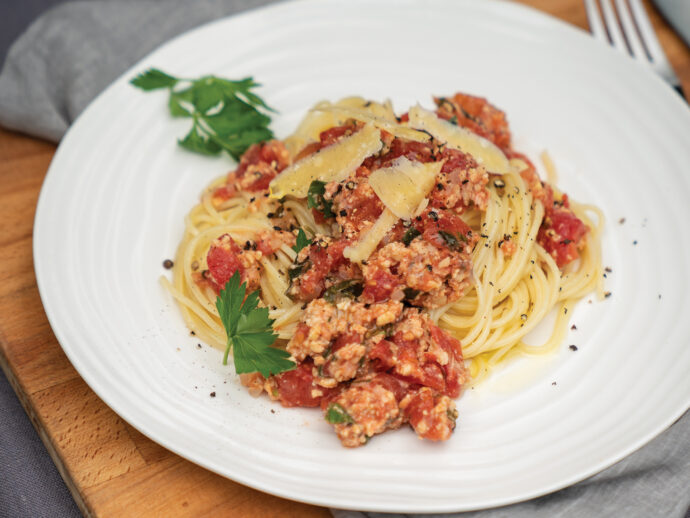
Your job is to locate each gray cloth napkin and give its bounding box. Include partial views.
[0,1,688,517]
[0,370,81,518]
[0,0,275,141]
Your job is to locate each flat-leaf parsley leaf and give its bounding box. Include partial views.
[325,403,355,424]
[130,68,275,161]
[292,228,312,253]
[216,271,295,378]
[307,180,335,219]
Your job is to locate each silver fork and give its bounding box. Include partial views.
[584,0,685,97]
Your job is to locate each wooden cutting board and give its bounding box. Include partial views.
[0,1,687,516]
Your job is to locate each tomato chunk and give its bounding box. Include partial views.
[538,203,588,267]
[367,310,466,398]
[206,234,245,292]
[361,268,399,303]
[272,361,331,407]
[429,324,464,398]
[236,140,290,190]
[212,140,290,202]
[295,121,363,161]
[289,238,353,301]
[415,207,474,249]
[401,387,457,441]
[435,93,511,150]
[362,137,433,171]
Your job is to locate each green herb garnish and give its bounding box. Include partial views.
[323,280,364,303]
[402,227,421,246]
[131,68,274,161]
[403,287,421,300]
[325,403,355,424]
[288,261,308,280]
[292,228,312,253]
[216,271,294,377]
[307,180,335,219]
[438,230,468,251]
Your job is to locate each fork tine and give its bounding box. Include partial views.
[614,0,647,59]
[599,0,629,53]
[584,0,608,41]
[628,0,672,66]
[628,0,682,88]
[584,0,685,96]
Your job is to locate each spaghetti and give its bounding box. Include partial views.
[163,93,603,447]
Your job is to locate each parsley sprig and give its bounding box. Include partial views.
[131,68,275,160]
[438,230,468,251]
[325,403,355,424]
[216,271,295,377]
[307,180,335,219]
[292,228,312,253]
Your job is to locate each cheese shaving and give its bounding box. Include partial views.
[407,105,513,174]
[269,124,382,199]
[343,209,398,263]
[315,105,431,143]
[345,157,441,262]
[283,97,397,157]
[368,157,441,219]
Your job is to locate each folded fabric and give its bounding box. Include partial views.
[0,371,81,518]
[0,0,275,141]
[0,1,688,517]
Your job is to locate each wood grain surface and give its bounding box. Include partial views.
[0,1,688,516]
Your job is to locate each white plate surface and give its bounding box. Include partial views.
[34,0,690,512]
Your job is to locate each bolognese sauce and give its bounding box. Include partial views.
[174,92,597,447]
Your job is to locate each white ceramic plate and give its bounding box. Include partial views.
[34,0,690,512]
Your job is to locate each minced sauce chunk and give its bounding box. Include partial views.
[201,92,590,447]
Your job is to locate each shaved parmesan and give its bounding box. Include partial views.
[315,105,431,143]
[509,157,529,172]
[283,100,340,157]
[283,97,398,157]
[269,124,382,199]
[407,106,513,174]
[344,157,441,262]
[343,209,398,263]
[368,157,441,219]
[335,97,397,121]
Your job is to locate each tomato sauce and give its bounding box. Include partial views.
[212,140,290,202]
[290,239,353,301]
[272,361,335,407]
[205,234,245,292]
[538,199,588,267]
[201,91,595,447]
[435,93,511,151]
[295,121,363,162]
